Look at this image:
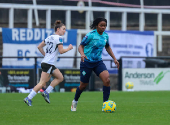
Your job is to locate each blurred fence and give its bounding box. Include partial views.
[1,3,170,52]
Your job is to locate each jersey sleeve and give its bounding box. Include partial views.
[56,36,63,45]
[80,32,93,46]
[105,35,110,47]
[44,36,49,44]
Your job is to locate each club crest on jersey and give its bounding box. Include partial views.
[59,37,63,42]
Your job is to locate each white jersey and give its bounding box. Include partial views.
[41,34,63,66]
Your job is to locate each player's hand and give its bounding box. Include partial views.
[68,44,73,50]
[81,54,87,62]
[114,59,119,69]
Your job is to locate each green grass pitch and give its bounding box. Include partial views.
[0,91,169,125]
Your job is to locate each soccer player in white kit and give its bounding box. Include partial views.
[24,20,73,106]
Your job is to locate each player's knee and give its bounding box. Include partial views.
[105,78,110,86]
[59,75,64,82]
[61,75,64,81]
[107,78,110,85]
[79,83,88,90]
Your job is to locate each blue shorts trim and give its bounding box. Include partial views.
[80,60,107,83]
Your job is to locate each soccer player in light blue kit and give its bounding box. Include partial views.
[71,17,119,111]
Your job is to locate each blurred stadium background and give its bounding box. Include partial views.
[0,1,170,125]
[0,0,170,93]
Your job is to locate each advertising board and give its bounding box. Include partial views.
[122,68,170,91]
[0,69,35,88]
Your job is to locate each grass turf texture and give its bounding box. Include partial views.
[0,91,169,125]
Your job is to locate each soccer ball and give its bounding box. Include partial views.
[125,82,134,89]
[102,100,116,113]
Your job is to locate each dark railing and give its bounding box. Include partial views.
[0,56,115,91]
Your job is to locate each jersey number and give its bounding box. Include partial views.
[46,42,53,53]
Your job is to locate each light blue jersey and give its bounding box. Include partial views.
[80,29,110,62]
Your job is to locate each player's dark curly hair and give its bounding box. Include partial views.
[90,17,107,29]
[54,20,65,32]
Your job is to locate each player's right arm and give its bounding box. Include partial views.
[37,41,46,56]
[78,45,87,62]
[79,32,92,62]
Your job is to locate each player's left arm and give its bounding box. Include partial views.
[105,46,119,69]
[105,37,119,69]
[57,36,73,54]
[58,44,73,54]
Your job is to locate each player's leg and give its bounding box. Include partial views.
[71,81,89,111]
[44,68,63,94]
[74,61,92,101]
[94,60,110,102]
[34,72,51,92]
[74,81,88,101]
[40,85,46,93]
[41,66,62,103]
[71,61,92,111]
[99,71,110,102]
[24,71,51,106]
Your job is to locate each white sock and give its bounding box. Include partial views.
[45,85,54,94]
[73,99,78,103]
[28,90,37,100]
